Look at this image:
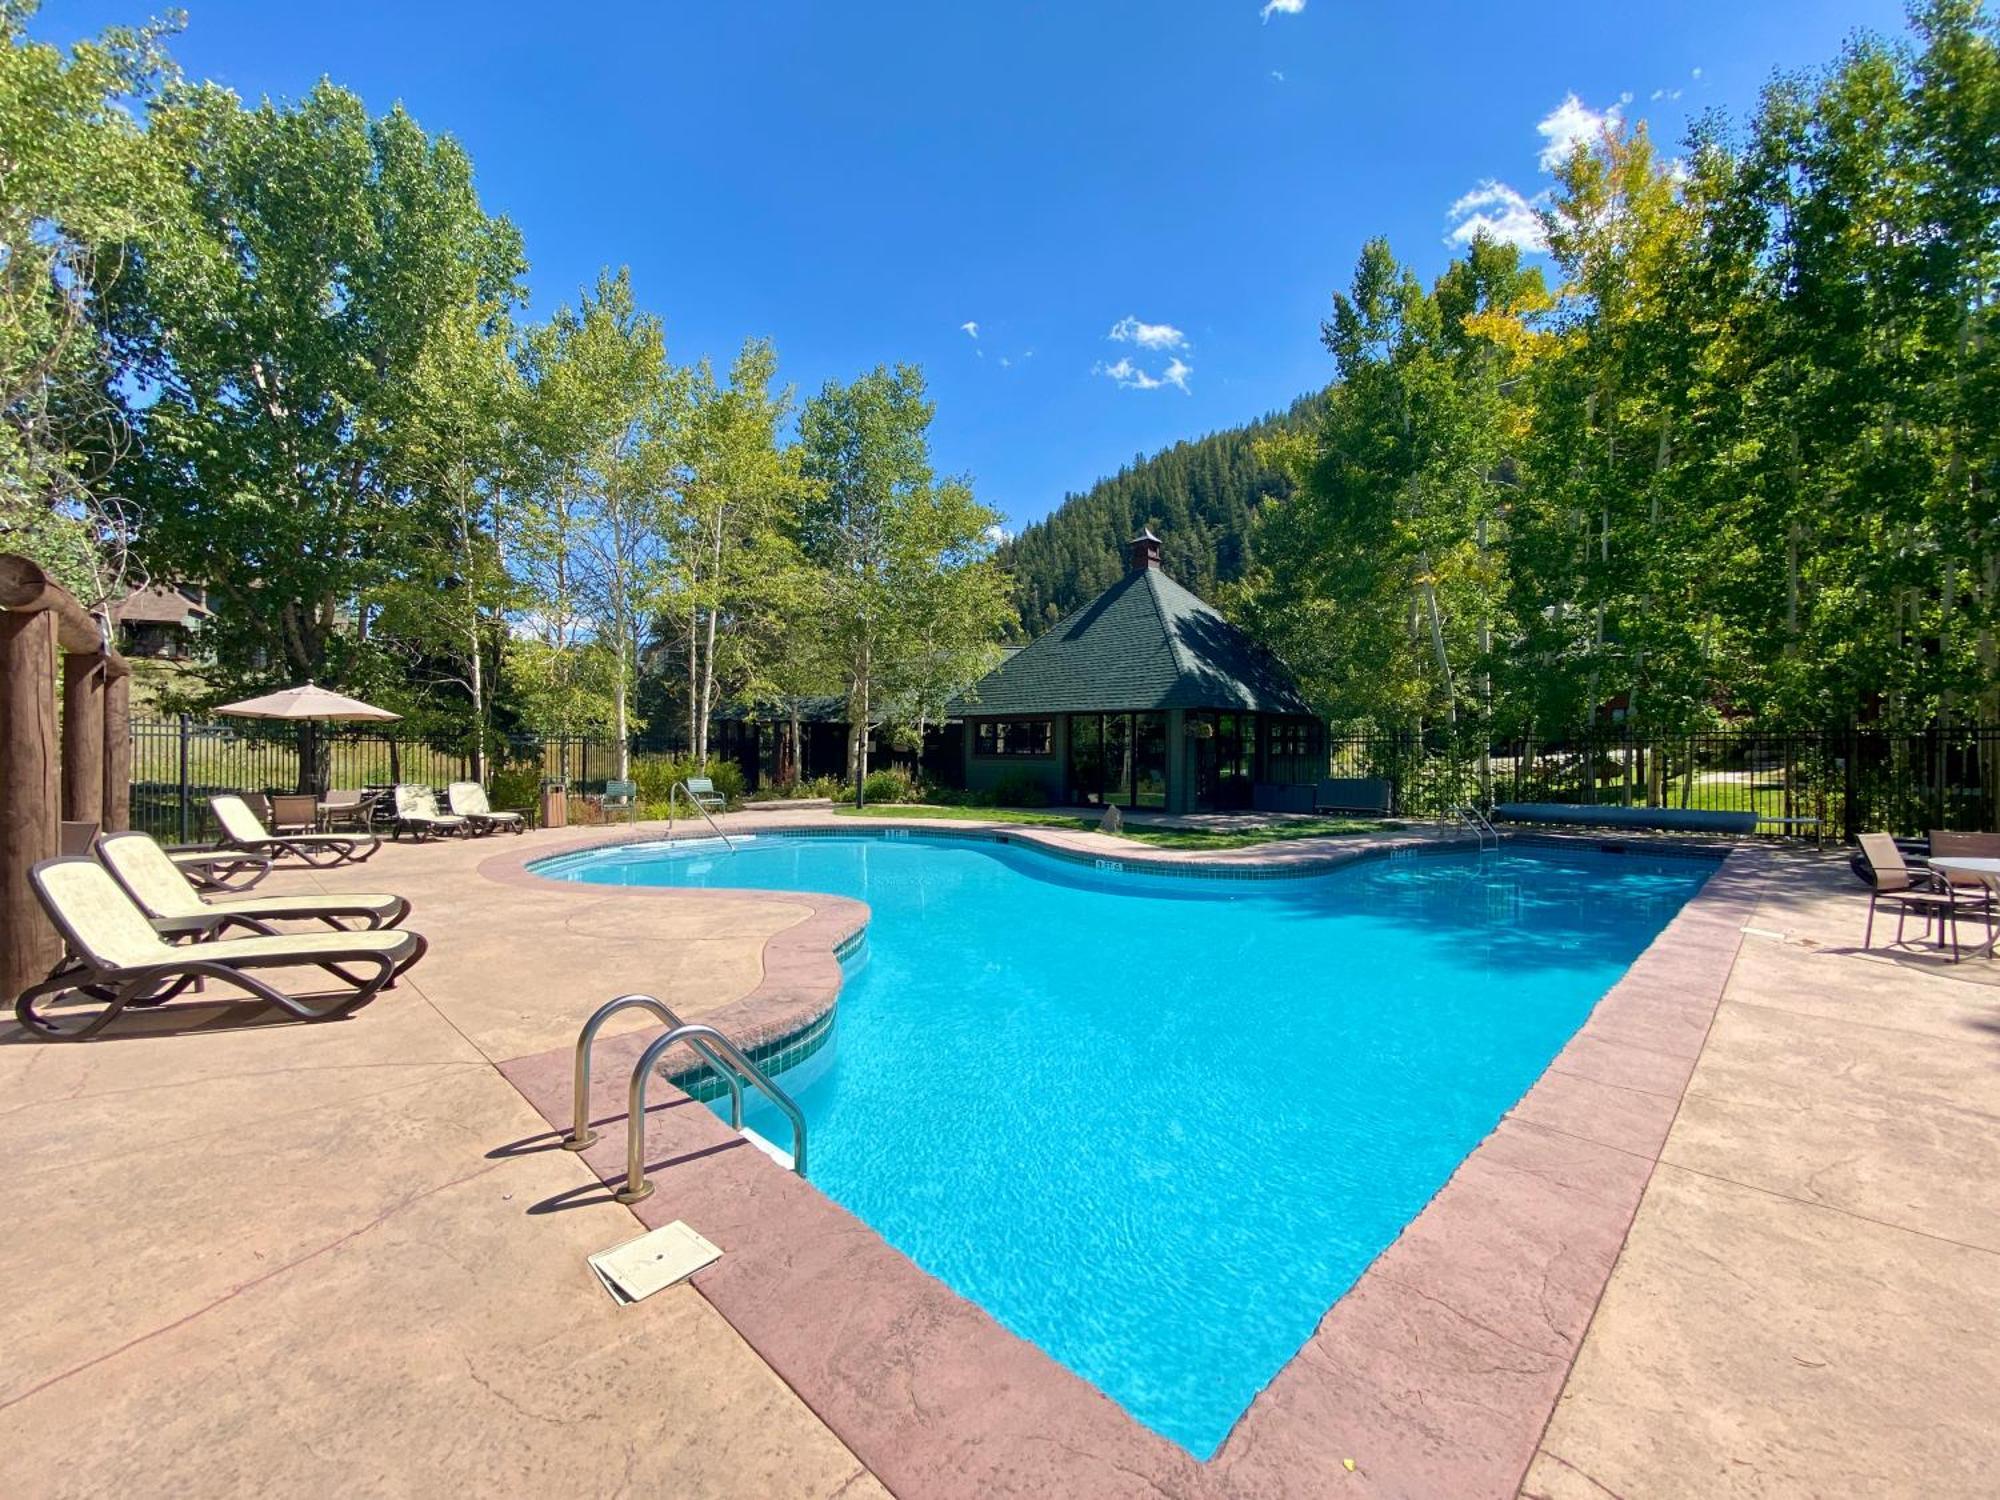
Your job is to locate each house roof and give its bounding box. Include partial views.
[956,563,1316,718]
[111,584,210,627]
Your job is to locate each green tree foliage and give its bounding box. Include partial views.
[0,1,177,603]
[999,400,1310,634]
[103,78,526,699]
[1244,0,1999,737]
[798,365,1010,778]
[1238,239,1545,731]
[671,337,810,762]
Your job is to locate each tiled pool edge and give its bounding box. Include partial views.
[1209,844,1768,1498]
[486,826,1761,1500]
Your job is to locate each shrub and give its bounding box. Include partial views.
[991,772,1050,807]
[630,756,744,818]
[487,764,541,815]
[862,767,917,804]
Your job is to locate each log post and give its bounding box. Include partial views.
[1,609,60,1004]
[101,661,132,833]
[61,650,106,826]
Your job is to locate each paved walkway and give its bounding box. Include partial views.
[0,818,1993,1497]
[1526,851,2000,1498]
[0,824,887,1500]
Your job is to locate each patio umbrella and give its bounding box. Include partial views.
[214,682,401,792]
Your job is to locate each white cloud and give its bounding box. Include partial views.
[1094,356,1192,394]
[1260,0,1305,20]
[1269,69,1286,83]
[960,320,979,339]
[1651,87,1682,101]
[1691,66,1703,80]
[1108,315,1187,351]
[1445,180,1548,251]
[999,355,1012,368]
[981,523,1013,548]
[1536,92,1622,171]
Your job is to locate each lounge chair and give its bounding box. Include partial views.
[97,832,411,937]
[1859,831,1986,962]
[211,793,380,866]
[391,784,469,840]
[446,781,528,836]
[168,847,272,891]
[15,857,426,1040]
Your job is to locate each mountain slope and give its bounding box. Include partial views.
[997,392,1319,638]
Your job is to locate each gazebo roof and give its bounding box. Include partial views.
[957,561,1314,719]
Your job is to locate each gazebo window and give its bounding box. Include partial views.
[974,719,1052,758]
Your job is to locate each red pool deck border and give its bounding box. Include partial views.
[486,829,1764,1500]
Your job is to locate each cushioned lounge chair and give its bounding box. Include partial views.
[446,781,527,836]
[1859,831,1986,962]
[97,832,411,937]
[211,793,380,866]
[391,784,469,840]
[16,857,426,1040]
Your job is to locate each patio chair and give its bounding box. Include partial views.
[210,793,381,866]
[59,820,99,856]
[97,832,411,937]
[319,787,383,833]
[390,784,470,841]
[683,776,727,815]
[1859,832,1986,962]
[267,792,320,834]
[446,781,528,836]
[600,778,640,825]
[15,857,426,1040]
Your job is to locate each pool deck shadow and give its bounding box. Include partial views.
[3,816,1996,1498]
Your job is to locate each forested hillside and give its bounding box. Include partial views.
[997,394,1319,636]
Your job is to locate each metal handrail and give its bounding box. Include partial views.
[619,1021,807,1203]
[564,993,744,1151]
[666,779,736,852]
[1451,804,1500,851]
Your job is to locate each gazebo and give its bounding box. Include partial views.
[955,531,1323,814]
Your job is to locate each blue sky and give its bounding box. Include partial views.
[42,0,1909,533]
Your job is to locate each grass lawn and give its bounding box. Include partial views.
[832,803,1383,851]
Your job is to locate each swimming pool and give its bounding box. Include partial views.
[538,833,1712,1457]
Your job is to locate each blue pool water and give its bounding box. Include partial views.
[539,833,1711,1456]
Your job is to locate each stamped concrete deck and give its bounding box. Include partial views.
[2,815,1995,1498]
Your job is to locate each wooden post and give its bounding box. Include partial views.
[101,663,132,832]
[61,650,106,826]
[1,609,60,1003]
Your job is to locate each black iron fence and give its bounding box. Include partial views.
[1326,725,2000,841]
[128,718,692,843]
[131,716,2000,844]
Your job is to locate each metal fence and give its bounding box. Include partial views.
[128,718,692,843]
[1326,725,2000,841]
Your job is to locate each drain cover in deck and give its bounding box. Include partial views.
[588,1220,722,1304]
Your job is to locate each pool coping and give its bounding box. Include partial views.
[485,823,1762,1499]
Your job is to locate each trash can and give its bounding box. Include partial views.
[539,779,568,830]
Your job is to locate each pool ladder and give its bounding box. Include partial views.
[565,993,807,1204]
[665,780,737,853]
[1448,804,1500,852]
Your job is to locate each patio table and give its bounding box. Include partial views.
[1924,855,2000,957]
